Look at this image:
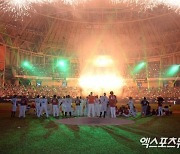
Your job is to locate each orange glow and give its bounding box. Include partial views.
[79,55,126,96]
[94,56,113,67]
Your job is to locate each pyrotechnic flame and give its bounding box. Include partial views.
[94,56,113,67]
[78,55,126,96]
[79,74,125,95]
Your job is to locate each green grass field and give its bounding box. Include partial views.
[0,103,180,154]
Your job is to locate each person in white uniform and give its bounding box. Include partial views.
[85,97,89,116]
[94,96,100,117]
[61,96,66,116]
[65,95,72,117]
[100,93,109,118]
[57,96,63,116]
[80,96,86,116]
[40,96,49,118]
[47,96,52,115]
[11,95,17,117]
[47,101,52,115]
[128,97,136,117]
[35,95,41,117]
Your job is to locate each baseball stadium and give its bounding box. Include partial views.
[0,0,180,154]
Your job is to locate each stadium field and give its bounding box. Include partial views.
[0,103,180,154]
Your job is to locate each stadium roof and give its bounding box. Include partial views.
[0,0,179,58]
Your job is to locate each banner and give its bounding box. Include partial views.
[0,45,5,71]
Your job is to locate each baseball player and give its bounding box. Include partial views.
[61,96,66,116]
[19,95,28,118]
[109,91,117,118]
[100,93,109,118]
[141,97,149,116]
[95,96,100,117]
[87,92,95,117]
[35,95,41,117]
[40,96,49,118]
[128,97,136,117]
[85,97,89,116]
[47,96,52,115]
[80,96,86,116]
[65,95,72,117]
[11,95,17,117]
[52,95,59,117]
[57,96,62,116]
[75,96,81,116]
[157,97,164,116]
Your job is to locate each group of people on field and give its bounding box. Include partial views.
[11,90,169,118]
[11,91,118,118]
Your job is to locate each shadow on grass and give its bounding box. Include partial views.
[66,125,80,138]
[100,126,134,143]
[43,121,58,139]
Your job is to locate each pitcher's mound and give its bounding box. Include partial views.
[56,117,134,126]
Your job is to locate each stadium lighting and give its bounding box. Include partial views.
[22,61,32,69]
[132,61,147,74]
[165,65,180,77]
[57,60,65,67]
[56,59,69,72]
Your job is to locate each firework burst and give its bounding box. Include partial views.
[0,0,52,18]
[0,0,179,19]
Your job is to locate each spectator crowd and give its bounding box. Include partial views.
[0,84,177,119]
